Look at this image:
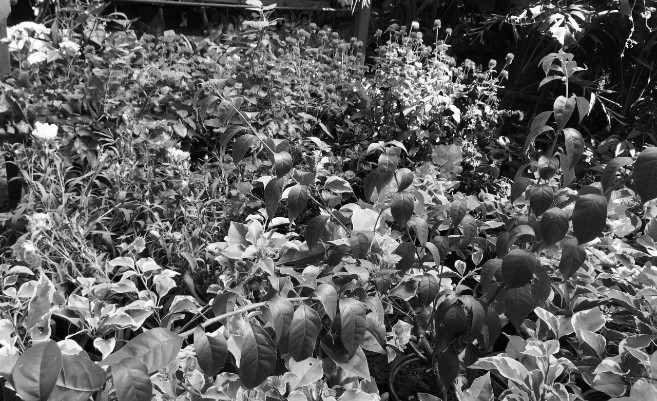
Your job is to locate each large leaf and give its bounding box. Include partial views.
[111,357,152,401]
[48,354,106,401]
[194,327,228,377]
[320,340,370,379]
[510,177,532,204]
[450,198,468,227]
[232,134,256,164]
[502,249,536,289]
[239,323,277,389]
[350,232,371,260]
[437,348,460,388]
[12,340,63,401]
[264,177,284,218]
[456,372,493,401]
[99,328,183,373]
[418,274,440,306]
[562,128,585,186]
[602,157,632,194]
[393,242,416,274]
[339,298,367,357]
[523,125,554,154]
[287,304,321,361]
[287,184,308,221]
[572,193,608,244]
[261,295,294,345]
[391,191,415,227]
[559,237,587,279]
[288,357,324,390]
[314,283,338,321]
[395,168,414,192]
[273,151,293,178]
[377,152,399,182]
[212,292,237,317]
[633,147,657,203]
[540,207,569,246]
[505,286,535,330]
[305,215,330,249]
[529,184,554,216]
[469,356,530,386]
[553,95,577,130]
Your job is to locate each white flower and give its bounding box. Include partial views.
[59,39,80,56]
[411,21,420,30]
[27,213,52,232]
[27,51,47,65]
[32,121,58,141]
[167,147,190,163]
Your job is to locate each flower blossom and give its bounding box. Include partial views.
[27,51,47,65]
[167,148,190,163]
[59,39,80,56]
[32,121,58,141]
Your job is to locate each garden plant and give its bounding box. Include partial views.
[1,1,657,401]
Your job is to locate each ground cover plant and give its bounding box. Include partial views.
[1,1,657,401]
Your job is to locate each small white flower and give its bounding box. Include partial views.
[411,21,420,30]
[27,213,52,232]
[59,39,80,56]
[27,51,47,65]
[166,147,190,163]
[32,121,58,141]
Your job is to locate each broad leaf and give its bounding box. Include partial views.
[572,193,607,244]
[502,249,536,289]
[111,357,152,401]
[450,198,468,227]
[377,152,399,182]
[350,232,371,260]
[232,134,256,164]
[239,323,277,389]
[287,184,308,221]
[529,184,554,216]
[562,128,585,186]
[469,356,530,386]
[288,357,324,390]
[602,157,632,194]
[510,177,532,204]
[12,340,62,401]
[320,340,370,379]
[633,148,657,203]
[393,242,416,274]
[305,215,330,249]
[212,292,237,317]
[395,168,414,191]
[391,191,415,227]
[261,295,294,345]
[339,298,367,357]
[314,283,338,321]
[553,95,577,130]
[48,354,106,401]
[418,274,440,306]
[264,177,284,218]
[287,304,321,361]
[437,348,460,388]
[559,237,587,279]
[99,328,183,373]
[194,327,228,377]
[523,125,554,154]
[505,286,535,330]
[540,207,569,246]
[273,151,293,178]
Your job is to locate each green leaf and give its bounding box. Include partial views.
[633,147,657,203]
[505,286,534,330]
[602,157,632,194]
[363,170,385,202]
[287,304,321,361]
[572,193,608,244]
[437,348,459,388]
[111,357,152,401]
[287,184,308,221]
[409,217,429,246]
[562,128,585,186]
[314,283,338,322]
[502,249,536,289]
[320,340,370,379]
[457,372,493,401]
[305,215,330,249]
[553,95,577,130]
[339,298,367,357]
[288,357,324,389]
[510,177,532,204]
[48,354,106,401]
[531,262,552,308]
[377,152,399,182]
[450,197,468,227]
[389,279,418,300]
[418,274,440,306]
[442,303,468,335]
[239,323,277,389]
[537,156,559,180]
[540,207,569,246]
[323,176,353,193]
[391,191,415,227]
[395,168,414,191]
[274,151,293,178]
[350,232,371,260]
[523,125,554,154]
[393,242,416,274]
[264,177,284,218]
[194,327,228,377]
[576,96,591,123]
[261,295,294,345]
[481,258,502,293]
[12,340,63,401]
[460,214,478,248]
[232,134,256,164]
[212,292,237,317]
[99,328,183,373]
[469,356,530,386]
[529,184,554,216]
[559,237,587,279]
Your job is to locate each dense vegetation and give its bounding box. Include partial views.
[0,1,656,401]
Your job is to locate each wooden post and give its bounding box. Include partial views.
[354,0,370,50]
[0,0,11,79]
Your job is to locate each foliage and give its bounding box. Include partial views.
[2,4,657,401]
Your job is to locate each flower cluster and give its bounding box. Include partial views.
[32,122,58,141]
[59,39,81,57]
[167,148,191,163]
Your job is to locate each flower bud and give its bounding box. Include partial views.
[488,59,497,69]
[434,19,441,29]
[505,53,515,64]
